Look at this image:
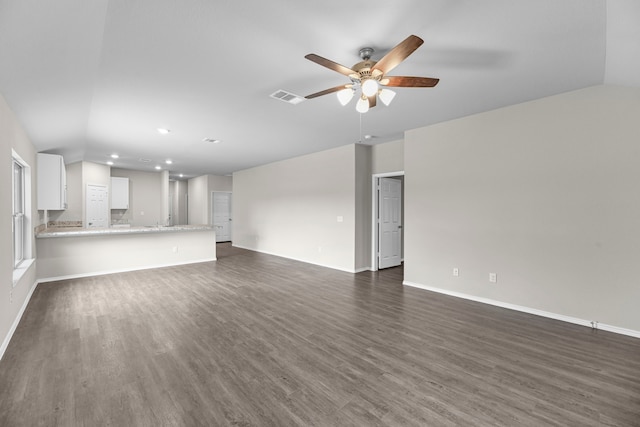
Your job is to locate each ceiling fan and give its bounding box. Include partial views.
[305,35,439,113]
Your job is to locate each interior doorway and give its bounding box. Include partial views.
[86,184,109,228]
[371,172,404,270]
[212,191,232,242]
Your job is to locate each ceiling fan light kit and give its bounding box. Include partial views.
[305,35,439,113]
[378,88,396,106]
[356,95,370,113]
[337,87,355,106]
[361,79,379,97]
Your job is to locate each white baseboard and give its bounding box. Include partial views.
[403,281,640,339]
[37,257,217,284]
[0,280,38,361]
[232,244,360,273]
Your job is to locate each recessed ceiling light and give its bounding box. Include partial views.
[155,165,162,170]
[111,153,119,159]
[202,138,221,143]
[157,128,171,135]
[107,161,114,166]
[179,174,184,178]
[165,159,172,165]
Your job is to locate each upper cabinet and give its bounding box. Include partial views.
[37,153,67,210]
[111,177,129,209]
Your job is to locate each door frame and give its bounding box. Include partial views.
[371,171,404,271]
[86,183,109,228]
[211,191,233,242]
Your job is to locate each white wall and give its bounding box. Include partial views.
[404,85,640,334]
[233,145,357,272]
[1,94,38,359]
[37,229,216,281]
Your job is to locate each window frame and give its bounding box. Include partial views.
[11,149,33,286]
[13,157,25,268]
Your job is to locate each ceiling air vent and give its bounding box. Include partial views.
[270,90,305,105]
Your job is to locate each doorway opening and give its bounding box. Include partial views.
[371,172,404,271]
[211,191,232,243]
[86,184,109,228]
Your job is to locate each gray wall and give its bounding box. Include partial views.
[171,180,188,225]
[111,168,164,226]
[404,85,640,333]
[1,94,38,358]
[187,174,232,225]
[355,144,372,271]
[372,139,403,174]
[233,144,358,272]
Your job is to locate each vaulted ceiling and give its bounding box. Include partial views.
[1,0,638,178]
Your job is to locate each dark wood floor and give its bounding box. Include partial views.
[1,243,639,426]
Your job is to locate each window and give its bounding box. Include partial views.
[13,158,25,267]
[12,150,33,282]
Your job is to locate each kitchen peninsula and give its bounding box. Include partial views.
[36,224,216,281]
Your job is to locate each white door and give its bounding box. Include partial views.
[378,177,402,269]
[212,192,232,242]
[87,184,109,228]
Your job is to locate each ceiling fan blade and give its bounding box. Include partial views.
[368,95,376,108]
[382,76,439,87]
[305,84,351,99]
[372,35,424,75]
[305,54,358,77]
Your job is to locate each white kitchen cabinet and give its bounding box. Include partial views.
[111,177,129,209]
[37,153,67,210]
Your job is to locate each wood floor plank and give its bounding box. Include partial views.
[1,243,639,426]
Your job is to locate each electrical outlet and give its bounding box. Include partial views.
[453,268,459,277]
[489,273,497,283]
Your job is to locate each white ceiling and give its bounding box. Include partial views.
[0,0,638,179]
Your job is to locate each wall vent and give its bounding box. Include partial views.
[270,90,305,105]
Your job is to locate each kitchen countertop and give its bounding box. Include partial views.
[36,224,214,238]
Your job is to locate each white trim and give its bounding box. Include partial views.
[211,190,233,241]
[0,280,38,361]
[12,149,33,274]
[37,258,216,283]
[233,244,362,274]
[403,281,640,339]
[85,183,109,228]
[371,171,404,271]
